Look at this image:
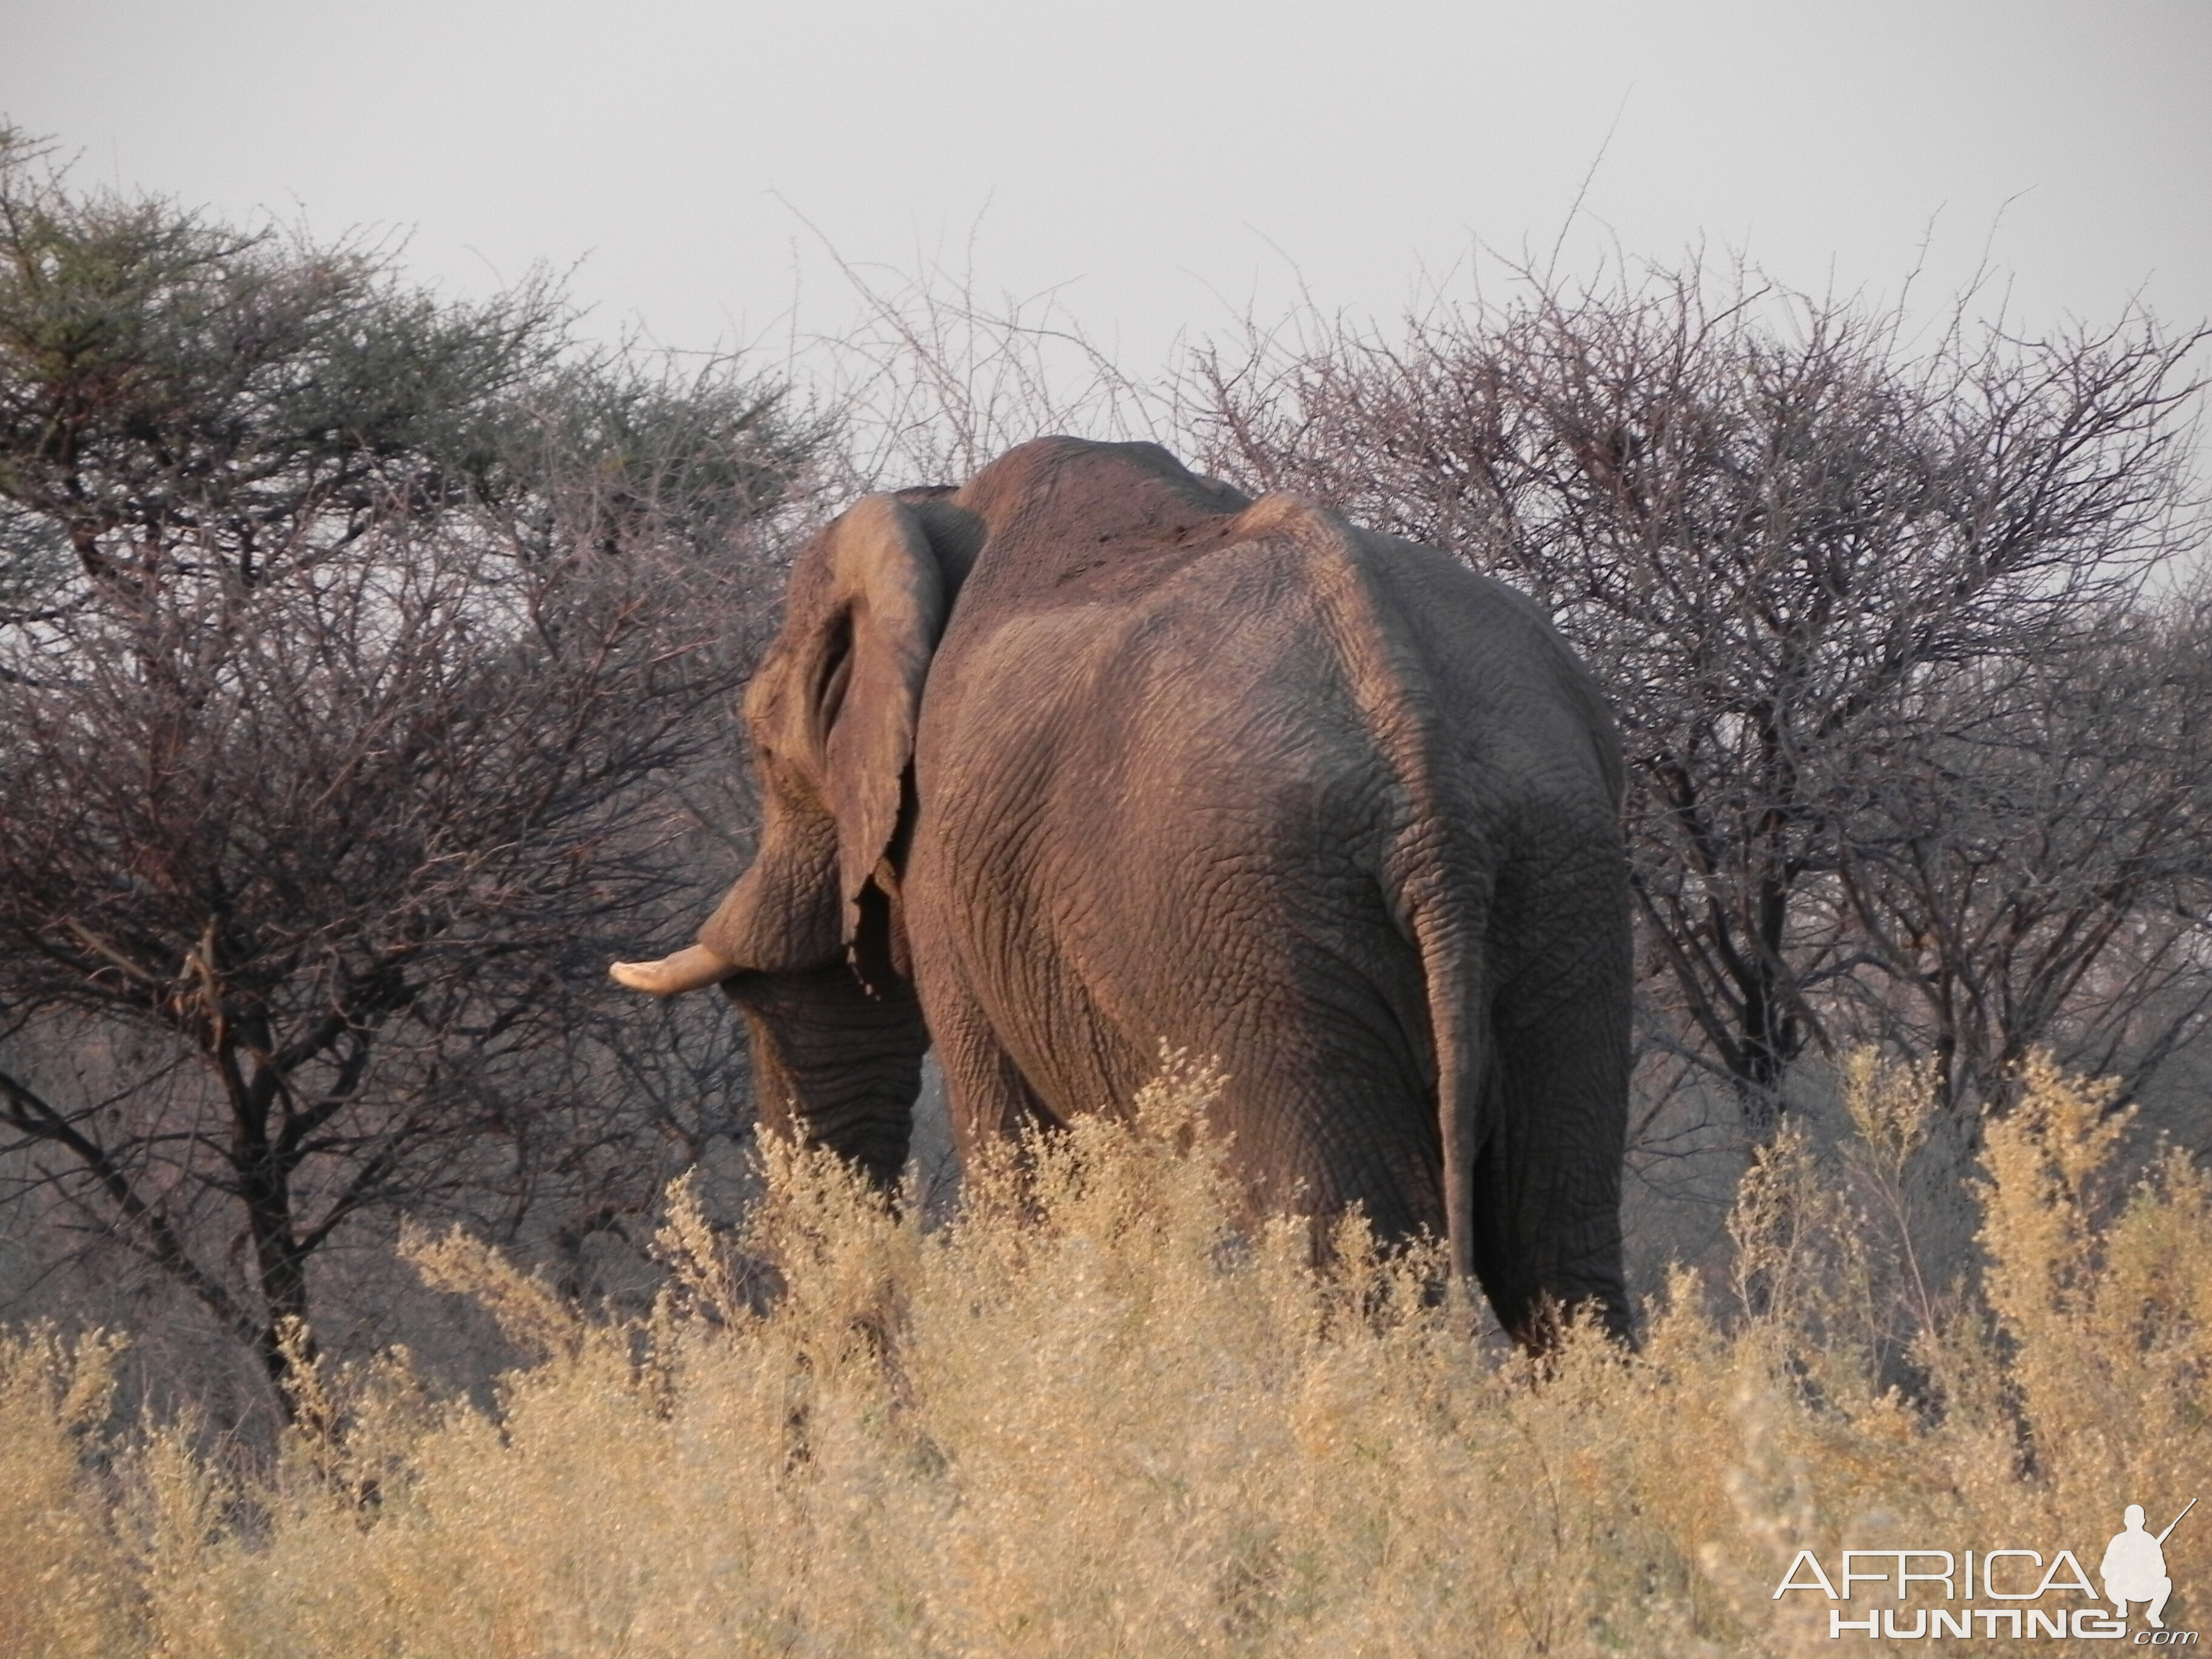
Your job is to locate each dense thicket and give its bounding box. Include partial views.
[0,130,827,1410]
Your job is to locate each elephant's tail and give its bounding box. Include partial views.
[1418,893,1487,1287]
[1243,494,1493,1285]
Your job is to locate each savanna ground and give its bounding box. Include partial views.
[3,1051,2204,1659]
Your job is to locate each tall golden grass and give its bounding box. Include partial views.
[3,1051,2204,1658]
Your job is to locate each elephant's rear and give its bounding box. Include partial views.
[1359,531,1634,1341]
[914,494,1632,1341]
[1224,503,1632,1341]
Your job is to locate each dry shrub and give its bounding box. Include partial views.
[0,1326,135,1658]
[2,1051,2207,1657]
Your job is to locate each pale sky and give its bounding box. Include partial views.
[3,1,2207,395]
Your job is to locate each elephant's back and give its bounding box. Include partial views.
[921,524,1404,851]
[1355,531,1624,806]
[937,501,1617,836]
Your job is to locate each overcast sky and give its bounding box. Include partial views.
[4,1,2207,392]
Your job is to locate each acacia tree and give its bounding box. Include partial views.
[1193,260,2209,1127]
[1826,598,2212,1108]
[0,131,822,1406]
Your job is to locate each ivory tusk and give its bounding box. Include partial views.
[608,944,737,996]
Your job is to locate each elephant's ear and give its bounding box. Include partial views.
[814,494,948,953]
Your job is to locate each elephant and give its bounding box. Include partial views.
[612,437,1632,1345]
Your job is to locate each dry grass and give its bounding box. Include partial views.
[2,1051,2206,1657]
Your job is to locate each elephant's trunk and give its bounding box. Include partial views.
[727,964,926,1188]
[608,943,738,996]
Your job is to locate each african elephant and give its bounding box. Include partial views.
[612,437,1632,1344]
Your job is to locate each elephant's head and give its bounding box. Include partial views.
[610,490,980,1184]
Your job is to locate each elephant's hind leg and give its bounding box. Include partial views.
[1467,986,1633,1348]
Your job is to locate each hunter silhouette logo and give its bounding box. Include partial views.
[2105,1500,2191,1631]
[1773,1495,2197,1641]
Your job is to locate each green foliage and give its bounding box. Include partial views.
[0,125,829,594]
[506,352,833,564]
[0,127,562,586]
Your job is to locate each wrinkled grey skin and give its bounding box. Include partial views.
[621,438,1631,1345]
